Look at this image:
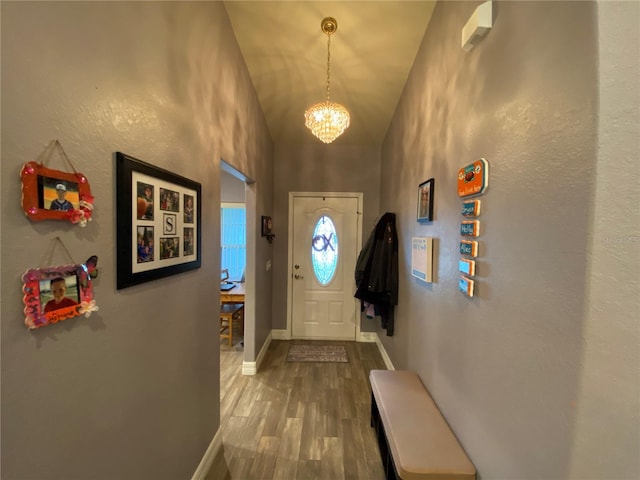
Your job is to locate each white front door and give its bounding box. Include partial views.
[289,193,362,340]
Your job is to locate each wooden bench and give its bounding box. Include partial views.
[370,370,476,480]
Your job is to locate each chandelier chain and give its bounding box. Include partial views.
[304,16,350,144]
[326,34,331,101]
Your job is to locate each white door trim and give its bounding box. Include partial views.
[286,192,363,340]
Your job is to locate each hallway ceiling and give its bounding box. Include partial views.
[224,1,437,146]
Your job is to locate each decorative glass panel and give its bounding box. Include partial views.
[311,215,338,285]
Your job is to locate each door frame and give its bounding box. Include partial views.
[286,192,364,340]
[220,161,255,370]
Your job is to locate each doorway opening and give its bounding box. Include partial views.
[219,162,255,367]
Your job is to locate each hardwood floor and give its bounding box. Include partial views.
[206,339,387,479]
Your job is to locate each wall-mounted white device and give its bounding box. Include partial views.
[461,1,493,52]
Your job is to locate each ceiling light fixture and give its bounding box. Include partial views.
[304,17,350,144]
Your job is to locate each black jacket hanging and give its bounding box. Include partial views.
[354,212,398,336]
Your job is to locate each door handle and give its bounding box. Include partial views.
[294,273,304,279]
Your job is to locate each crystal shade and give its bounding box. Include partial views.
[305,17,350,144]
[304,101,351,144]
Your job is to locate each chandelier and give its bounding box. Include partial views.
[304,17,350,144]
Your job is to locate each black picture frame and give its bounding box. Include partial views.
[261,216,273,236]
[116,152,201,289]
[261,215,275,243]
[417,178,435,222]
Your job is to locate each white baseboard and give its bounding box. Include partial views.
[191,426,223,480]
[242,361,256,375]
[357,331,378,342]
[271,329,291,340]
[374,334,395,370]
[275,329,376,342]
[242,331,272,375]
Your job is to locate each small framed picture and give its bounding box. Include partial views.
[22,260,98,330]
[20,161,94,224]
[417,178,435,222]
[261,216,273,236]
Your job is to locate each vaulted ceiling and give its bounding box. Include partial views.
[224,1,437,146]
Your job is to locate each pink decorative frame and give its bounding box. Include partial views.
[22,263,97,330]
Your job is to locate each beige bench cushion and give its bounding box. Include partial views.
[370,370,476,480]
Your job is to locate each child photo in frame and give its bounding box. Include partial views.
[184,194,194,223]
[417,178,435,222]
[40,275,80,314]
[38,177,79,211]
[262,216,273,236]
[184,227,194,256]
[21,142,94,225]
[137,182,154,220]
[137,226,155,263]
[22,261,97,329]
[159,187,180,212]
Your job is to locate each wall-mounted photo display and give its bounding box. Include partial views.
[417,178,435,222]
[262,215,273,236]
[20,140,94,226]
[261,215,275,242]
[21,162,94,226]
[22,256,98,329]
[116,152,201,289]
[458,159,488,298]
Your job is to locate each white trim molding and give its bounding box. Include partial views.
[191,427,223,480]
[374,334,395,370]
[271,329,291,340]
[357,331,378,343]
[242,361,256,375]
[242,331,273,375]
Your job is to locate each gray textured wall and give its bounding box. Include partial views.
[569,1,640,477]
[0,2,273,479]
[271,143,381,332]
[378,1,638,478]
[221,169,246,203]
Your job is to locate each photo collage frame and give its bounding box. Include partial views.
[116,152,201,289]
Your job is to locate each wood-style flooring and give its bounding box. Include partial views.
[206,339,387,479]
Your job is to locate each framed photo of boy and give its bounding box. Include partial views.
[261,216,273,237]
[20,161,93,223]
[22,262,97,330]
[417,178,435,222]
[116,152,201,289]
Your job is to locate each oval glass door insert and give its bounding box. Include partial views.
[311,215,338,285]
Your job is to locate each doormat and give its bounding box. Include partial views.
[286,344,348,363]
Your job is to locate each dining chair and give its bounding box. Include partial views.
[220,303,244,346]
